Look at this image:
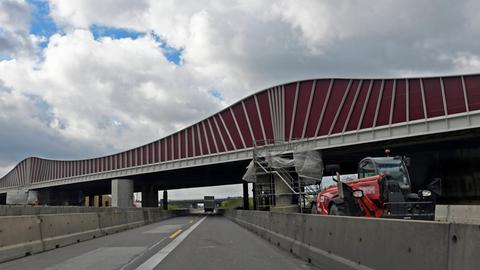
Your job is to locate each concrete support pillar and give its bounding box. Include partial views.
[162,190,168,210]
[94,195,100,207]
[252,184,257,210]
[111,179,134,208]
[243,181,249,210]
[272,175,297,212]
[141,185,158,207]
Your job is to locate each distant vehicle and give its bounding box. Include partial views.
[315,154,439,220]
[204,196,215,213]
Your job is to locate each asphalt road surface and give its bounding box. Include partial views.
[0,214,319,270]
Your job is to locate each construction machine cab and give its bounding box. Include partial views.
[358,157,412,193]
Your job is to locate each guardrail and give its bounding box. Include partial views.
[0,208,189,263]
[223,209,479,270]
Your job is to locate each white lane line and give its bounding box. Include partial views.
[143,224,183,234]
[119,237,168,270]
[135,216,207,270]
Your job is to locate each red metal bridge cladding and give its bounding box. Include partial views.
[2,74,480,188]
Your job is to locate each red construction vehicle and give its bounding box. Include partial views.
[315,153,439,220]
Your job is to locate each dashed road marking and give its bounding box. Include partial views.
[169,229,183,239]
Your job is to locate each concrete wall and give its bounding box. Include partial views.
[0,208,189,263]
[435,204,480,224]
[224,210,480,270]
[0,205,149,216]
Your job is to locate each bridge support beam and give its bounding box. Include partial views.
[243,181,249,210]
[162,190,168,210]
[111,179,134,207]
[141,185,158,207]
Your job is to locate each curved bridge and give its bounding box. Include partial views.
[2,74,480,197]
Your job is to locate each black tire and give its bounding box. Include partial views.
[311,203,318,214]
[329,204,346,216]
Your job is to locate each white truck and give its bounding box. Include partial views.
[204,196,215,213]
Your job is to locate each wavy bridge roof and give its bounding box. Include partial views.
[2,73,480,190]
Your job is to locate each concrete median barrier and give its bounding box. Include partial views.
[97,210,128,235]
[0,208,189,263]
[224,210,480,270]
[125,210,145,228]
[39,213,103,250]
[0,216,43,262]
[435,205,480,224]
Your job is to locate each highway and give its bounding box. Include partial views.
[0,214,319,270]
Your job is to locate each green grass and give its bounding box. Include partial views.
[220,197,254,209]
[167,204,177,210]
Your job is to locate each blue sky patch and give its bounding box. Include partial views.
[150,32,183,65]
[28,0,59,48]
[208,89,224,101]
[0,54,13,61]
[90,25,145,40]
[26,1,184,65]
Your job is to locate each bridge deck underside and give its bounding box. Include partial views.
[34,128,480,205]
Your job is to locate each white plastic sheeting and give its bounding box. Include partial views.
[243,160,257,182]
[242,149,324,185]
[6,189,38,205]
[294,150,324,185]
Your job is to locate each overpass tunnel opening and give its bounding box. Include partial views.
[0,193,6,205]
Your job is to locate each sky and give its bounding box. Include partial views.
[1,0,480,199]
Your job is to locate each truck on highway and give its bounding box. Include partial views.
[314,153,439,220]
[204,196,215,213]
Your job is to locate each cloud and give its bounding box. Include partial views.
[0,30,224,154]
[0,0,39,58]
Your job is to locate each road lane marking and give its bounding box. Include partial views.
[143,224,183,234]
[189,220,194,224]
[119,238,168,270]
[135,216,207,270]
[169,229,183,239]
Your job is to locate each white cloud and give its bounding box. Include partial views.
[0,30,224,160]
[0,0,38,58]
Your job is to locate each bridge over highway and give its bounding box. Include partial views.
[2,74,480,206]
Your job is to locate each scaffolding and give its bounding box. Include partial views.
[243,140,323,212]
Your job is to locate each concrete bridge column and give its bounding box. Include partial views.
[252,184,257,210]
[141,185,158,207]
[272,175,296,212]
[243,181,249,210]
[83,194,96,206]
[162,190,168,210]
[111,179,134,207]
